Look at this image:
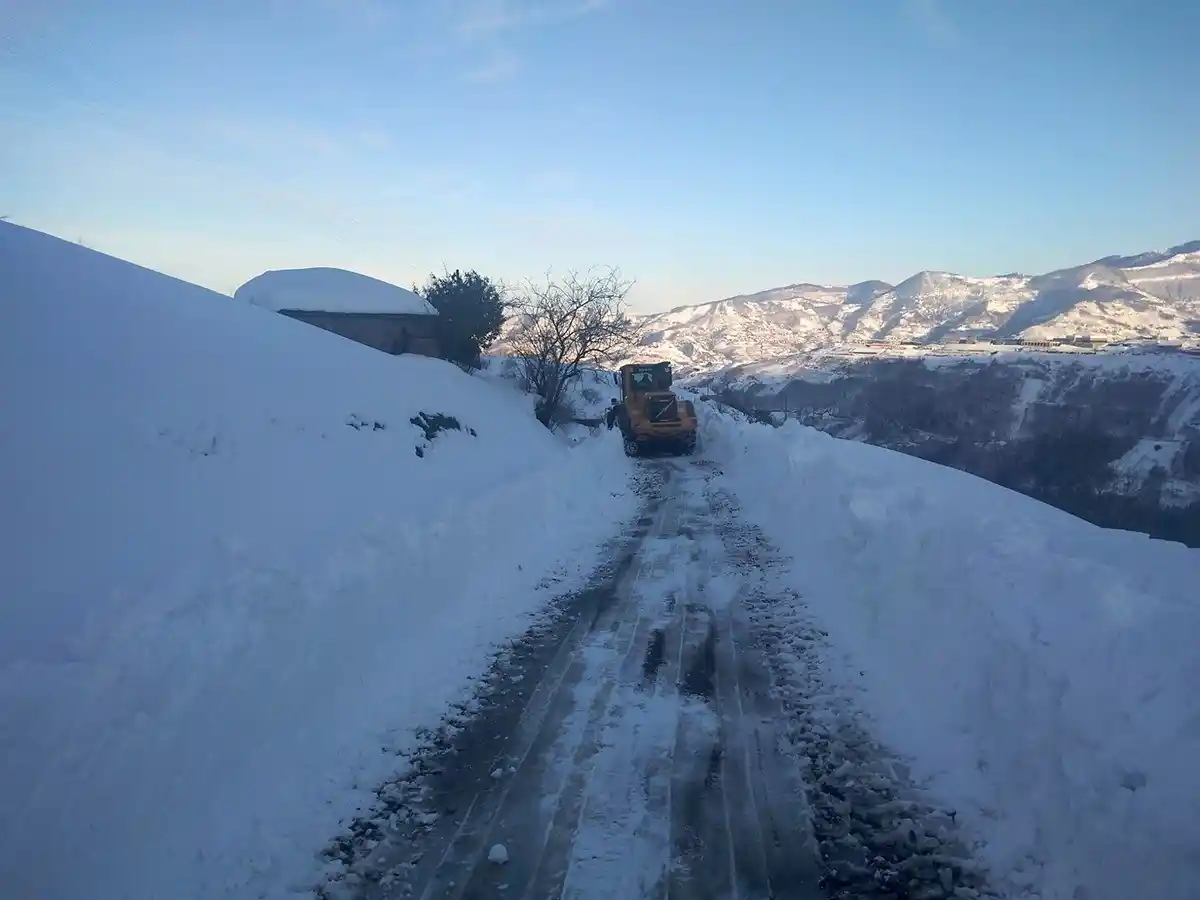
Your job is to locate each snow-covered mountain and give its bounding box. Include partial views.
[604,241,1200,374]
[624,281,891,372]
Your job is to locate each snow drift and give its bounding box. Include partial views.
[701,406,1200,900]
[479,356,622,419]
[0,222,636,900]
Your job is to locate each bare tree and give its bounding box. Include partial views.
[508,267,637,428]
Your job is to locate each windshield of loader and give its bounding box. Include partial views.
[628,365,672,392]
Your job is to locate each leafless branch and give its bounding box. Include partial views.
[508,266,637,428]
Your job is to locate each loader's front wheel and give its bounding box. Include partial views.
[623,437,640,457]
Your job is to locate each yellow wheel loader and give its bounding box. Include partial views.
[610,362,698,457]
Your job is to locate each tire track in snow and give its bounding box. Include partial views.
[327,456,845,900]
[417,473,679,900]
[720,597,824,899]
[665,605,737,900]
[323,465,668,899]
[550,485,690,900]
[508,502,684,900]
[660,461,824,900]
[705,478,996,900]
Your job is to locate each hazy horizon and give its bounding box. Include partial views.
[6,0,1198,313]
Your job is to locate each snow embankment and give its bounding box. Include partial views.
[700,406,1200,900]
[480,356,621,412]
[0,222,636,900]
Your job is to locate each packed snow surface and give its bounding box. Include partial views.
[0,222,635,900]
[235,265,437,315]
[702,406,1200,900]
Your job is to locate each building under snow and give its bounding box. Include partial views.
[235,267,441,358]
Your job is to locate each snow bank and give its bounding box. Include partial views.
[0,223,636,900]
[479,356,622,421]
[700,406,1200,900]
[235,266,437,314]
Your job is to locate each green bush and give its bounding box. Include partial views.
[416,269,507,372]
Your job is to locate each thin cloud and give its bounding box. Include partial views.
[443,0,611,82]
[275,0,395,27]
[449,0,609,39]
[904,0,959,47]
[461,46,522,83]
[275,0,611,83]
[452,0,520,39]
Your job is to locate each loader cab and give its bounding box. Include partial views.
[618,362,673,397]
[610,361,698,457]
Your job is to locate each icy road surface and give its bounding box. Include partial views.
[322,457,991,900]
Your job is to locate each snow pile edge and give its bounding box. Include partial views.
[699,405,1200,900]
[0,432,637,900]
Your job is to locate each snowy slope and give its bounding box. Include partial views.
[0,222,636,900]
[479,355,621,417]
[843,270,1032,342]
[702,407,1200,900]
[841,257,1200,345]
[626,282,879,372]
[235,266,437,314]
[1009,263,1199,340]
[493,240,1197,375]
[1108,245,1200,302]
[1095,239,1200,274]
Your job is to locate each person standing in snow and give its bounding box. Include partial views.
[605,399,620,430]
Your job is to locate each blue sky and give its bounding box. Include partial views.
[4,0,1198,313]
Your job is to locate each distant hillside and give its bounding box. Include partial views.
[697,345,1200,546]
[494,241,1200,375]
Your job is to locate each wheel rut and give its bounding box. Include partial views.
[319,453,986,900]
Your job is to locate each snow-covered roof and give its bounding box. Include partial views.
[234,267,438,315]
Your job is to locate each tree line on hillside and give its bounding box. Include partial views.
[415,265,637,429]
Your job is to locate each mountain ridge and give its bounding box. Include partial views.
[594,240,1200,374]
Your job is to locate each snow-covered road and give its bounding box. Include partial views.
[324,455,991,900]
[8,224,1194,900]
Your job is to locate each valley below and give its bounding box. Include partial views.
[696,349,1200,547]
